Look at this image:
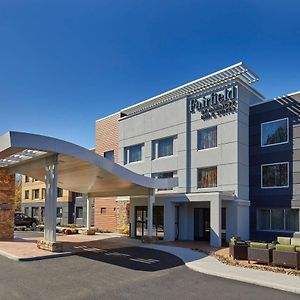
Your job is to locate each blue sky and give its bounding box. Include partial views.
[0,0,300,148]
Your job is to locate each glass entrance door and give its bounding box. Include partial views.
[135,206,147,237]
[135,206,164,239]
[194,208,210,241]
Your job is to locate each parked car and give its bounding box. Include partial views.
[15,212,38,228]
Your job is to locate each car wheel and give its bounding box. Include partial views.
[31,222,37,230]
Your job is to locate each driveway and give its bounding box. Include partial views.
[0,245,298,300]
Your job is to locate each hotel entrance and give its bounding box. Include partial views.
[135,206,164,239]
[194,208,210,241]
[194,207,227,242]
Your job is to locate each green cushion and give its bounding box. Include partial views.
[296,246,300,252]
[276,244,296,252]
[277,237,291,245]
[230,236,241,245]
[250,242,268,249]
[291,238,300,247]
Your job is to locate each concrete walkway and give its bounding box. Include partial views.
[141,243,300,295]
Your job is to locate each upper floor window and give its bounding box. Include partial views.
[198,167,217,188]
[124,144,142,164]
[57,188,63,198]
[25,176,30,183]
[104,150,114,161]
[261,162,288,188]
[261,118,288,147]
[152,136,175,159]
[198,126,217,150]
[42,188,46,199]
[32,189,40,199]
[24,190,29,199]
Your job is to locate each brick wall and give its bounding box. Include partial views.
[0,169,15,240]
[95,113,120,161]
[94,198,116,232]
[94,113,120,232]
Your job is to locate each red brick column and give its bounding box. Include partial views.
[0,169,15,240]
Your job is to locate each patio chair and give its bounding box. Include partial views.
[247,242,273,265]
[229,237,249,260]
[273,237,300,269]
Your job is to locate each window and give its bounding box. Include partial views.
[124,144,142,164]
[74,192,83,197]
[261,118,288,147]
[57,188,63,197]
[261,162,288,188]
[157,137,174,158]
[24,207,29,216]
[104,150,114,161]
[100,208,107,214]
[32,207,39,218]
[198,167,217,188]
[42,188,46,199]
[257,208,299,232]
[57,207,63,218]
[198,126,217,150]
[33,189,40,199]
[25,176,30,183]
[152,171,176,191]
[76,207,83,218]
[24,190,29,199]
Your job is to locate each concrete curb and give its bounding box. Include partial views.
[0,249,74,262]
[141,243,300,295]
[186,262,300,295]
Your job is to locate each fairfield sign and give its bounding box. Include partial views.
[189,86,238,120]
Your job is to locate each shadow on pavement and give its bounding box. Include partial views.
[75,245,184,271]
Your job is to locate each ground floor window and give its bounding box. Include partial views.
[32,207,39,218]
[76,206,83,218]
[257,208,299,232]
[56,207,63,218]
[24,207,29,216]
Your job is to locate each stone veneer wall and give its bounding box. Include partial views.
[116,200,130,230]
[0,169,15,240]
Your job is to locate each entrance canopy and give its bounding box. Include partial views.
[0,131,177,197]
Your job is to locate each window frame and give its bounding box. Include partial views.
[124,143,143,165]
[24,190,29,200]
[104,150,114,161]
[257,208,299,232]
[261,162,289,189]
[197,126,218,151]
[261,117,289,148]
[155,136,175,159]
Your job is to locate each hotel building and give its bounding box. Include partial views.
[94,63,300,246]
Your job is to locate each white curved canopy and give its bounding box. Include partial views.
[0,131,177,197]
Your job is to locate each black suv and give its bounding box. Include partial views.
[15,212,38,228]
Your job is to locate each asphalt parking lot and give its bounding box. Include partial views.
[0,244,299,300]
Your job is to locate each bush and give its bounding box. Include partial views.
[118,224,129,235]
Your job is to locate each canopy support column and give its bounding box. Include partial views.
[147,189,155,239]
[86,197,92,230]
[37,155,62,252]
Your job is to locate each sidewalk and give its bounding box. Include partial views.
[141,243,300,295]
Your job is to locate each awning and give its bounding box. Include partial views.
[0,131,178,197]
